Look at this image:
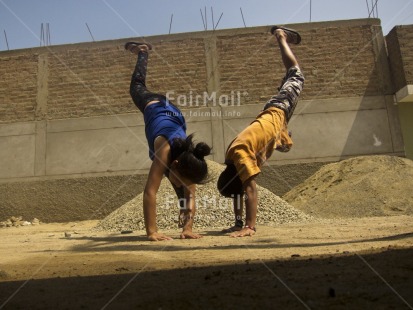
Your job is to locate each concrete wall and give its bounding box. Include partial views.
[386,25,413,93]
[0,18,407,222]
[386,25,413,159]
[397,102,413,159]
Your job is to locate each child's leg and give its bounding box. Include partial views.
[222,194,243,233]
[264,29,305,122]
[275,28,299,71]
[127,44,166,113]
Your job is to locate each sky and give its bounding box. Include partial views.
[0,0,413,51]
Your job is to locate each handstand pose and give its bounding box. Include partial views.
[217,26,304,237]
[126,42,211,241]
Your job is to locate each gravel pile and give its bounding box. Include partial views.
[0,216,40,228]
[95,160,313,232]
[283,155,413,218]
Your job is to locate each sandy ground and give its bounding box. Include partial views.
[0,216,413,309]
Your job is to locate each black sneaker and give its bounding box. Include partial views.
[270,26,301,44]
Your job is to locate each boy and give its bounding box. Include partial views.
[217,26,304,237]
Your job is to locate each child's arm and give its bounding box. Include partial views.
[230,177,257,237]
[179,184,202,239]
[143,137,172,241]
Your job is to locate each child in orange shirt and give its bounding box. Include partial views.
[217,26,304,237]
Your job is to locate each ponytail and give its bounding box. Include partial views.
[172,134,211,184]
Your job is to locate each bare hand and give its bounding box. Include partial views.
[180,230,202,239]
[147,232,173,241]
[230,227,255,238]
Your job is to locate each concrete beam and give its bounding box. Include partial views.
[35,53,48,120]
[395,85,413,103]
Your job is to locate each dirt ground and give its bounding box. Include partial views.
[0,216,412,309]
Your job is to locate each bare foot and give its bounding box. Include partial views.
[125,42,150,55]
[274,29,287,42]
[272,26,301,44]
[137,44,149,53]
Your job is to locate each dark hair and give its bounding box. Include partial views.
[172,134,211,184]
[217,163,243,198]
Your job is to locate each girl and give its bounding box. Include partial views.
[125,42,211,241]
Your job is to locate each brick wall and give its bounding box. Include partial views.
[386,25,413,92]
[0,18,387,123]
[0,54,38,122]
[47,46,135,118]
[217,23,383,106]
[46,39,208,119]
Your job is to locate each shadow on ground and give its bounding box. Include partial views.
[57,231,413,253]
[1,248,412,309]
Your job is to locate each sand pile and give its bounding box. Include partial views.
[95,160,312,232]
[283,155,413,218]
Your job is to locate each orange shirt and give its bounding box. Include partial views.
[225,107,293,183]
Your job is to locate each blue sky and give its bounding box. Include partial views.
[1,0,413,51]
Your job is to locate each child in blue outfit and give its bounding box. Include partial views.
[126,42,211,241]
